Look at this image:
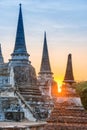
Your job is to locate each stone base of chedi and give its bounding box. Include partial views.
[0,87,24,122]
[13,66,52,121]
[44,84,87,130]
[0,64,24,122]
[0,64,46,130]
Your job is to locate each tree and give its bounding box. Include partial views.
[76,81,87,110]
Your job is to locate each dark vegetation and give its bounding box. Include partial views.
[76,81,87,110]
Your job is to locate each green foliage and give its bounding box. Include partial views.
[75,81,87,110]
[76,81,87,94]
[80,88,87,110]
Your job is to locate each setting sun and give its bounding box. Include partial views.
[57,80,63,93]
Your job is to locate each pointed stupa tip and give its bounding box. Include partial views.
[44,31,47,41]
[68,53,71,58]
[39,32,53,75]
[44,31,46,37]
[63,53,75,85]
[19,3,22,7]
[69,53,71,56]
[19,3,22,12]
[11,3,29,58]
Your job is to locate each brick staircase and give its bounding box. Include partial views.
[18,84,53,120]
[18,85,43,102]
[44,102,87,130]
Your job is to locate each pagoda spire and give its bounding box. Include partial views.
[0,44,4,63]
[12,4,29,58]
[39,32,52,74]
[63,54,75,84]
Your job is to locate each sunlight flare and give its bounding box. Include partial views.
[57,80,63,93]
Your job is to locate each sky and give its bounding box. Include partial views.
[0,0,87,82]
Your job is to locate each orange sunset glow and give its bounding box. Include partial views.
[0,0,87,83]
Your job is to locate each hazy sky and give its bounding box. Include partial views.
[0,0,87,82]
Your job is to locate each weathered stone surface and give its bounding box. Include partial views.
[0,96,25,121]
[5,111,24,121]
[0,63,10,87]
[11,61,51,121]
[0,62,25,121]
[0,67,9,76]
[14,65,37,86]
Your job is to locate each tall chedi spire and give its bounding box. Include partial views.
[39,32,53,75]
[9,4,37,87]
[11,4,29,63]
[0,44,4,63]
[63,54,75,85]
[38,32,54,99]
